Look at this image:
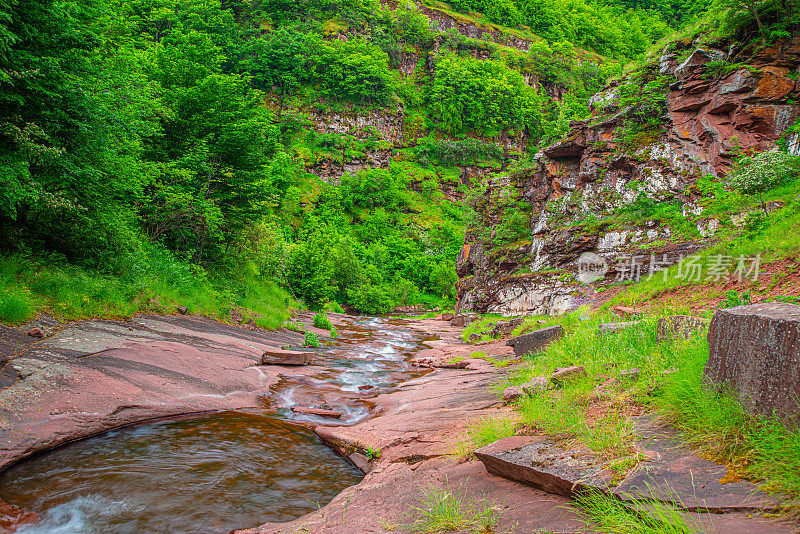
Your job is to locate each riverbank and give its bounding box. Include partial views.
[1,312,798,533]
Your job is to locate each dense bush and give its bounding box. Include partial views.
[427,55,542,136]
[726,151,800,196]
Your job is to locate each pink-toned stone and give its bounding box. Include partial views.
[261,348,312,366]
[502,386,523,403]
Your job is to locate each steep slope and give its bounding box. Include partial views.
[456,32,800,315]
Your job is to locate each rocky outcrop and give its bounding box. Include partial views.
[705,302,800,424]
[456,33,800,316]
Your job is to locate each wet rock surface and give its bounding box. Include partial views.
[2,312,797,533]
[261,348,313,366]
[0,312,427,471]
[235,319,589,534]
[705,302,800,423]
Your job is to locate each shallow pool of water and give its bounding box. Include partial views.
[0,412,362,534]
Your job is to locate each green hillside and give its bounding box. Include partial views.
[0,0,797,325]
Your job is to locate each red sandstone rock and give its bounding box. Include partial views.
[475,435,615,497]
[754,66,796,101]
[506,325,564,358]
[705,303,800,424]
[550,366,586,386]
[27,327,44,339]
[290,406,342,418]
[521,376,550,395]
[0,499,39,533]
[502,386,523,403]
[261,348,312,366]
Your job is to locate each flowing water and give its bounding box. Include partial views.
[0,316,430,533]
[0,412,363,534]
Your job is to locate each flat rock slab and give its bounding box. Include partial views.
[475,435,615,497]
[261,348,312,365]
[705,302,800,423]
[0,314,306,470]
[475,416,778,514]
[506,325,564,358]
[616,416,777,512]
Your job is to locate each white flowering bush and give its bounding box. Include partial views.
[726,151,800,195]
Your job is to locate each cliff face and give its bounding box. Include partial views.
[456,34,800,316]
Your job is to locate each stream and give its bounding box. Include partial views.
[0,316,431,534]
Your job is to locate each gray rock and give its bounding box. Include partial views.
[506,325,564,358]
[550,366,586,386]
[261,348,313,366]
[656,315,710,341]
[490,318,524,337]
[521,377,550,396]
[468,332,482,344]
[440,312,454,321]
[450,313,476,327]
[705,303,800,423]
[475,435,615,497]
[673,48,726,81]
[598,321,640,335]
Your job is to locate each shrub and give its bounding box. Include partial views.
[313,312,333,329]
[347,283,396,314]
[726,151,799,196]
[304,330,320,347]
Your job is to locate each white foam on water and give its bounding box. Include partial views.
[17,495,142,534]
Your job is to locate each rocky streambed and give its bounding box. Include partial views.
[1,312,797,534]
[0,312,433,533]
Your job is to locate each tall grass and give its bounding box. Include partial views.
[500,303,800,515]
[451,417,516,458]
[653,342,800,514]
[0,247,296,328]
[575,491,702,534]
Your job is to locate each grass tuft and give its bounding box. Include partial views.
[411,483,499,533]
[575,490,702,533]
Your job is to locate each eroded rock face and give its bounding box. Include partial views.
[457,33,800,316]
[705,302,800,423]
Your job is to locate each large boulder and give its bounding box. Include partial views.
[506,325,564,358]
[450,313,477,327]
[705,303,800,423]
